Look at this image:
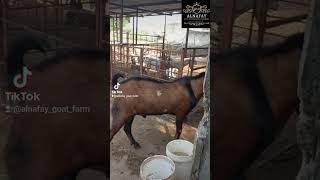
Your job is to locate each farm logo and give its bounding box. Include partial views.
[13,66,32,88]
[182,1,210,28]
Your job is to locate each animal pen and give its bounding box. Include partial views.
[0,0,109,83]
[211,0,308,180]
[109,0,209,179]
[110,2,209,81]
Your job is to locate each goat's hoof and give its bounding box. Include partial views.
[133,142,141,149]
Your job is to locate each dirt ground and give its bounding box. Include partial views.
[110,101,204,179]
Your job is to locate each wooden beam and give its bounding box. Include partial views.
[265,14,308,28]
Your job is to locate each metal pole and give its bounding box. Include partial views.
[100,0,106,48]
[35,0,38,16]
[1,0,8,61]
[1,0,7,88]
[219,0,235,49]
[190,49,196,76]
[160,15,167,78]
[120,0,123,44]
[247,0,256,45]
[95,0,106,48]
[136,9,138,44]
[113,17,116,62]
[180,28,189,77]
[55,0,60,50]
[126,32,129,72]
[132,16,135,45]
[257,0,268,47]
[42,1,48,33]
[139,48,144,76]
[115,14,118,42]
[95,0,100,47]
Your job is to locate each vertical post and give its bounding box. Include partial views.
[190,49,196,76]
[296,0,320,179]
[126,32,129,72]
[115,14,118,42]
[257,0,268,47]
[119,0,124,64]
[55,0,60,50]
[247,0,256,45]
[42,1,48,33]
[180,28,189,77]
[139,48,144,76]
[35,0,38,16]
[95,0,106,48]
[100,0,106,48]
[60,0,64,25]
[120,0,123,45]
[132,16,135,45]
[219,0,234,50]
[1,0,8,61]
[112,17,116,63]
[160,15,167,78]
[190,47,210,180]
[1,0,7,88]
[95,0,100,48]
[136,9,138,44]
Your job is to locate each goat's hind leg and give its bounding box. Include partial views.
[174,117,185,139]
[124,116,141,148]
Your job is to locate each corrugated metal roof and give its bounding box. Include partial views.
[110,0,182,16]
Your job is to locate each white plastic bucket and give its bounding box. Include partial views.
[166,140,194,180]
[140,155,175,180]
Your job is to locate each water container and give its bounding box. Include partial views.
[140,155,175,180]
[166,140,194,180]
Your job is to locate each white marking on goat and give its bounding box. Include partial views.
[156,90,162,96]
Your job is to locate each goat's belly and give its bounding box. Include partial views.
[134,105,174,115]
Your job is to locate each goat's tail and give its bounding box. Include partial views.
[7,34,50,90]
[112,73,125,90]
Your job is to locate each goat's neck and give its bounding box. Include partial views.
[191,77,204,100]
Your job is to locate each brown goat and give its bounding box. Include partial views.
[110,72,205,148]
[5,36,108,180]
[212,33,304,180]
